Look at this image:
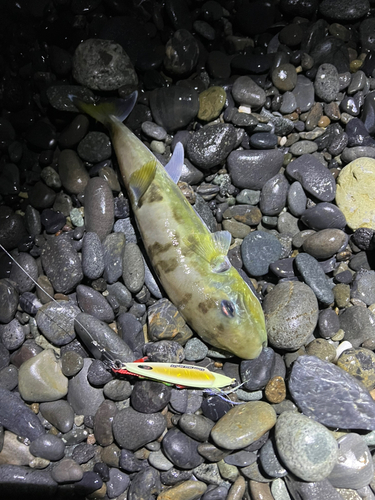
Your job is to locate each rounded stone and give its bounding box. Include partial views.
[263,281,319,350]
[72,38,137,91]
[211,402,276,450]
[122,243,145,294]
[241,231,282,276]
[336,157,375,230]
[302,229,347,260]
[271,64,297,92]
[29,434,65,461]
[265,376,286,404]
[305,338,337,362]
[58,149,89,195]
[275,411,338,482]
[18,349,68,402]
[197,86,226,122]
[339,306,375,347]
[84,177,114,241]
[337,347,375,390]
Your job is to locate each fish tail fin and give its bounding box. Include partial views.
[68,91,138,127]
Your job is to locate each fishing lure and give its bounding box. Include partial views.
[0,244,243,402]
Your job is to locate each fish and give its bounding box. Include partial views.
[70,91,267,359]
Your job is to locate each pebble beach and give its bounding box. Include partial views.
[2,0,375,499]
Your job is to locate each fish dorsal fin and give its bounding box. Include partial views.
[129,160,157,206]
[182,230,232,272]
[165,142,184,184]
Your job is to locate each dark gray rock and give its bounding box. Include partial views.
[113,407,166,450]
[294,253,334,305]
[162,427,204,469]
[240,347,275,391]
[227,149,284,190]
[36,301,81,346]
[301,203,346,230]
[131,380,171,413]
[82,232,105,280]
[76,285,114,323]
[150,86,199,133]
[241,231,282,276]
[259,174,289,216]
[67,359,105,416]
[29,434,65,461]
[286,154,336,202]
[127,467,161,500]
[289,355,375,430]
[339,306,375,347]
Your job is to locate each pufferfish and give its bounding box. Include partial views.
[71,91,267,359]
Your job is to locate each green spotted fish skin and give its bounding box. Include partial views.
[72,93,267,359]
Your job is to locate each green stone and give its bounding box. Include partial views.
[197,87,226,122]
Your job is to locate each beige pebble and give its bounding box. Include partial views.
[156,480,207,500]
[265,376,286,403]
[249,480,274,500]
[318,115,330,127]
[227,476,246,500]
[0,431,34,466]
[336,157,375,230]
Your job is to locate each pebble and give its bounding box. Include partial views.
[186,124,237,170]
[240,347,275,391]
[131,380,171,413]
[184,338,208,361]
[275,411,338,481]
[122,243,145,293]
[259,174,289,216]
[157,480,207,500]
[72,38,137,91]
[113,407,166,450]
[292,75,315,112]
[76,285,114,323]
[0,318,25,350]
[58,149,89,195]
[327,433,374,489]
[337,347,375,390]
[272,64,297,92]
[102,232,125,284]
[286,154,336,202]
[81,232,105,280]
[227,149,284,190]
[232,76,266,109]
[314,63,340,102]
[319,0,370,21]
[18,349,68,402]
[0,430,34,466]
[351,270,375,305]
[67,359,105,416]
[84,177,114,241]
[36,300,80,346]
[302,229,347,259]
[339,306,375,347]
[265,376,287,404]
[0,388,45,441]
[150,86,199,133]
[336,157,375,230]
[41,235,83,294]
[259,438,288,478]
[301,202,347,230]
[29,434,65,461]
[197,86,226,122]
[211,402,276,450]
[241,231,282,276]
[51,458,83,483]
[77,131,112,163]
[39,400,74,433]
[289,355,375,429]
[263,281,319,350]
[294,252,334,304]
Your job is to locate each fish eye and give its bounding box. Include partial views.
[221,300,236,317]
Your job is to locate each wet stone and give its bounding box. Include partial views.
[292,75,315,112]
[131,380,171,413]
[227,149,284,190]
[178,414,214,443]
[294,252,334,305]
[314,63,340,102]
[107,467,130,498]
[61,350,84,377]
[82,232,105,280]
[286,154,336,202]
[29,434,65,461]
[51,458,83,483]
[211,402,276,450]
[289,355,375,430]
[0,388,45,441]
[351,270,375,305]
[327,433,373,490]
[339,306,375,347]
[148,299,193,344]
[240,347,275,391]
[318,309,340,338]
[58,149,90,195]
[41,236,83,294]
[150,86,199,133]
[113,407,166,451]
[272,64,297,92]
[76,285,114,323]
[289,140,318,156]
[18,349,68,403]
[0,280,18,323]
[186,124,237,170]
[263,281,319,350]
[303,229,347,260]
[122,243,145,294]
[241,231,282,276]
[72,443,96,465]
[265,376,287,404]
[0,365,18,391]
[259,438,288,478]
[259,174,289,216]
[148,450,173,471]
[232,75,266,109]
[162,428,204,469]
[0,318,25,350]
[87,359,113,386]
[67,358,105,417]
[103,232,125,284]
[337,347,375,390]
[127,467,161,500]
[84,177,114,242]
[36,301,80,346]
[9,252,38,293]
[301,202,346,230]
[275,411,338,482]
[197,86,226,122]
[0,209,29,251]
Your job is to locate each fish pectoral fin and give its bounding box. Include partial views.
[165,142,184,184]
[129,160,157,205]
[182,232,231,271]
[212,231,231,256]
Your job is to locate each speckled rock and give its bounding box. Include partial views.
[275,411,338,482]
[339,306,375,347]
[84,177,114,241]
[211,402,276,450]
[113,407,166,450]
[336,158,375,230]
[36,301,80,346]
[289,355,375,430]
[263,281,319,350]
[337,347,375,390]
[72,38,137,90]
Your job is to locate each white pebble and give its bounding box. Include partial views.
[335,341,353,362]
[238,105,251,114]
